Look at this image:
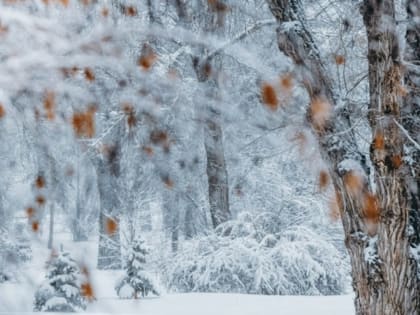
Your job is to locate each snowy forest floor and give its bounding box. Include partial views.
[0,231,355,315]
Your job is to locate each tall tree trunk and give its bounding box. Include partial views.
[73,153,88,242]
[191,1,231,228]
[266,0,420,313]
[204,115,230,228]
[47,204,54,249]
[404,0,420,280]
[96,143,122,270]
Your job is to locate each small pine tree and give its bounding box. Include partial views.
[115,237,160,299]
[34,251,87,312]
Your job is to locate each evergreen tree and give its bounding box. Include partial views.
[115,237,160,299]
[34,251,86,312]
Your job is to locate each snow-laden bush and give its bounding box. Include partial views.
[0,228,32,282]
[163,213,348,295]
[34,252,86,312]
[116,237,160,299]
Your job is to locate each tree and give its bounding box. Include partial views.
[34,251,87,312]
[266,0,420,313]
[115,237,160,299]
[175,0,231,229]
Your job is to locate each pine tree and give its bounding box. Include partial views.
[34,251,87,312]
[115,237,160,299]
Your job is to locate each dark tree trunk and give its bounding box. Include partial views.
[96,142,122,270]
[266,0,420,313]
[192,1,231,228]
[404,0,420,277]
[204,116,230,228]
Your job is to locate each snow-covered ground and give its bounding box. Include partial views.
[0,231,355,315]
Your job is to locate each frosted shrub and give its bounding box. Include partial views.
[164,213,348,295]
[34,252,86,312]
[0,229,32,282]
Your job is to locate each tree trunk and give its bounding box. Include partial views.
[191,1,231,228]
[204,116,230,228]
[73,154,88,242]
[96,143,122,270]
[47,204,54,249]
[404,0,420,280]
[266,0,420,313]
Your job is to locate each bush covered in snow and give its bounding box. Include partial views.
[163,213,348,295]
[0,228,32,283]
[116,237,160,299]
[34,251,86,312]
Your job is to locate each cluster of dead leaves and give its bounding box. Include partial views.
[72,106,96,138]
[26,175,47,232]
[138,44,157,71]
[0,103,5,119]
[260,73,294,111]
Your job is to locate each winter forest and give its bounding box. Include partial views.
[0,0,418,314]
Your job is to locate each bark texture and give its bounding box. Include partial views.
[404,0,420,283]
[190,1,231,228]
[266,0,420,313]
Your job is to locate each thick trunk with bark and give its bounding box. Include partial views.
[204,115,230,228]
[192,1,231,228]
[404,0,420,282]
[266,0,420,313]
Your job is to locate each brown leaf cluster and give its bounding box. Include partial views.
[122,103,136,128]
[138,44,157,70]
[334,54,345,65]
[0,23,8,35]
[318,170,330,191]
[35,175,46,189]
[363,193,380,222]
[26,207,35,219]
[101,7,109,17]
[0,104,5,118]
[142,146,154,157]
[36,195,46,206]
[261,83,278,111]
[31,221,40,232]
[310,97,332,131]
[44,91,55,121]
[162,174,174,189]
[150,130,169,145]
[208,0,229,12]
[105,218,118,235]
[81,282,95,301]
[72,107,96,138]
[343,171,364,196]
[84,68,95,82]
[123,5,137,16]
[373,131,385,150]
[42,0,69,6]
[279,73,294,92]
[328,190,342,221]
[391,155,403,169]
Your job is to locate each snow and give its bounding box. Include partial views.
[1,290,355,315]
[0,233,355,315]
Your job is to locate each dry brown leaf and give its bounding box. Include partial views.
[318,170,330,191]
[343,171,363,196]
[261,83,278,111]
[310,97,332,131]
[0,104,5,119]
[105,218,118,235]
